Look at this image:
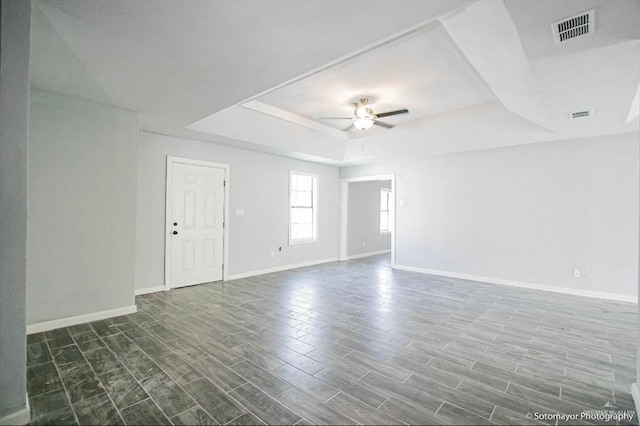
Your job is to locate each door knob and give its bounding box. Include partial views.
[172,231,178,235]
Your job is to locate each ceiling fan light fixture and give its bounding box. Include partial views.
[353,117,374,130]
[318,96,408,131]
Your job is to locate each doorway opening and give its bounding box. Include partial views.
[339,174,396,266]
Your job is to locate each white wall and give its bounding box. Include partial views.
[341,132,639,299]
[347,180,391,257]
[27,89,138,325]
[631,132,640,402]
[636,134,640,406]
[0,0,31,422]
[135,131,339,289]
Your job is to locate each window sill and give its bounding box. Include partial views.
[379,231,391,236]
[289,238,318,246]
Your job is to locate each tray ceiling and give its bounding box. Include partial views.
[31,0,640,165]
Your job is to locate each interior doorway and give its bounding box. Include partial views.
[165,156,230,290]
[339,174,396,266]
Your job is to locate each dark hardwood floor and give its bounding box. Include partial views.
[27,255,637,425]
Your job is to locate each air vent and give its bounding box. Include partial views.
[569,110,592,119]
[552,10,594,44]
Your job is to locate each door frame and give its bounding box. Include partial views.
[165,156,230,290]
[339,174,396,266]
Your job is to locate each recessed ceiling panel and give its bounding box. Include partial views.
[254,23,495,133]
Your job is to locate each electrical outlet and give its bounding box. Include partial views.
[573,269,581,278]
[271,252,275,258]
[362,241,366,247]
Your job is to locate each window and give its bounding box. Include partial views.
[290,171,318,244]
[380,188,391,234]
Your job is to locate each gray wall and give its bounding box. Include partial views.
[341,132,639,298]
[135,131,339,289]
[27,89,138,325]
[0,0,31,420]
[347,180,391,257]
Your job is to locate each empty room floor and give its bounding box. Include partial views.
[27,255,637,425]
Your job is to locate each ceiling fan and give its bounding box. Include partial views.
[321,98,409,130]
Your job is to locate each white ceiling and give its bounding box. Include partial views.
[31,0,640,165]
[252,24,495,132]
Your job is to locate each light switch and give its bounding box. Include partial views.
[235,208,245,216]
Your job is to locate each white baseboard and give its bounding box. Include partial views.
[0,397,30,425]
[135,285,166,296]
[393,264,637,303]
[27,305,138,335]
[346,250,391,260]
[228,257,338,280]
[631,383,640,417]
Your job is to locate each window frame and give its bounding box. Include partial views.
[379,188,391,235]
[289,170,319,245]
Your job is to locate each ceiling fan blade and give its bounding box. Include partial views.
[375,109,409,118]
[319,117,353,120]
[374,120,394,129]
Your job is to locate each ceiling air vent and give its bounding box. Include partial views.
[552,10,594,44]
[569,109,592,119]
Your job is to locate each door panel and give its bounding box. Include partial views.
[183,191,196,228]
[182,240,195,271]
[170,162,225,288]
[204,192,216,227]
[203,239,216,269]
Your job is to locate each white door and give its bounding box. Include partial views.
[169,162,225,288]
